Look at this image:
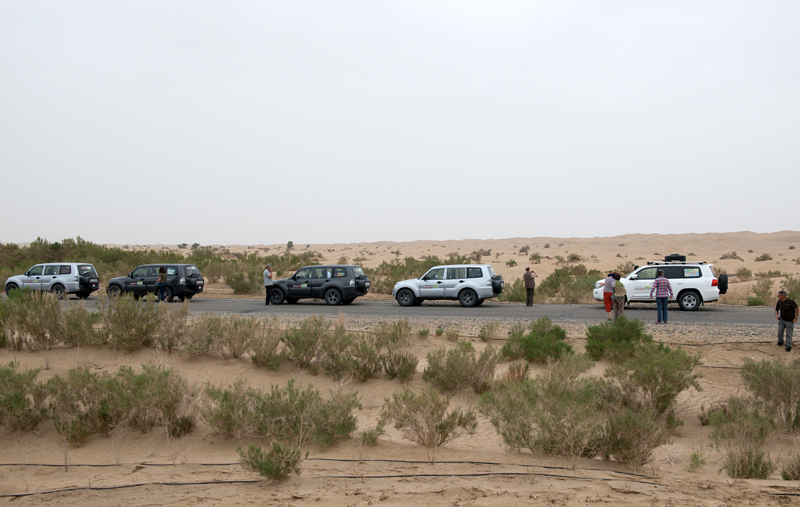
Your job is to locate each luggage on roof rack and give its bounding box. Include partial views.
[665,254,686,262]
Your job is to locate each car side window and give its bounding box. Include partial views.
[311,267,328,279]
[332,268,347,278]
[167,267,178,276]
[636,267,658,280]
[147,267,160,277]
[132,267,149,277]
[684,267,701,278]
[426,268,445,280]
[467,267,483,278]
[43,265,58,276]
[295,268,312,279]
[663,267,685,279]
[28,266,44,276]
[59,265,72,275]
[447,267,466,279]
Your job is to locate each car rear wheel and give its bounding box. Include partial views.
[270,288,286,305]
[51,284,66,300]
[107,285,122,298]
[285,297,299,304]
[459,289,478,307]
[396,289,415,307]
[476,298,485,306]
[677,291,701,311]
[5,283,18,296]
[324,288,342,305]
[163,287,174,303]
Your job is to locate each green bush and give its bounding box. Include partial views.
[537,264,603,303]
[585,316,652,362]
[686,451,706,472]
[349,336,383,381]
[708,397,776,478]
[423,340,502,394]
[478,321,501,342]
[781,454,800,480]
[600,408,667,471]
[754,253,773,262]
[226,269,262,295]
[747,296,766,306]
[751,278,774,302]
[2,292,63,350]
[379,387,477,463]
[372,319,412,348]
[722,449,777,479]
[381,351,418,383]
[740,357,800,429]
[498,278,525,303]
[182,313,221,358]
[282,316,328,370]
[96,295,160,351]
[605,341,703,416]
[502,317,571,363]
[247,318,284,368]
[237,442,306,481]
[735,267,753,281]
[0,361,47,431]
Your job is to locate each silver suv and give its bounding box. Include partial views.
[392,264,504,307]
[5,262,100,299]
[592,254,728,311]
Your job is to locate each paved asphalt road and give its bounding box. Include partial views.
[79,298,777,326]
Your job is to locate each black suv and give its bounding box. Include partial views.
[106,264,204,302]
[269,265,370,305]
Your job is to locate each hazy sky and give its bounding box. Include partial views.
[2,1,797,246]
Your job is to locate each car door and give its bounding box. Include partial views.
[309,267,330,298]
[128,266,150,295]
[418,267,446,298]
[143,266,162,294]
[22,265,44,291]
[40,265,60,291]
[662,266,685,300]
[627,267,658,300]
[442,267,466,298]
[288,267,313,297]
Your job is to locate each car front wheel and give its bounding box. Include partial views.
[324,288,342,305]
[677,291,701,311]
[396,289,415,307]
[459,289,478,307]
[107,285,122,298]
[270,288,286,305]
[5,283,18,296]
[51,284,66,300]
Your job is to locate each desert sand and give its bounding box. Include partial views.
[2,232,800,505]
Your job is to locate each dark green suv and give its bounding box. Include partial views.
[269,265,370,305]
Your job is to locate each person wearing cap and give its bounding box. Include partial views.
[776,290,799,352]
[523,267,538,306]
[263,264,274,305]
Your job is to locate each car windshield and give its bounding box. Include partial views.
[184,265,201,277]
[78,265,97,276]
[353,266,365,277]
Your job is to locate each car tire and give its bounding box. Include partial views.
[396,289,416,307]
[413,298,424,306]
[718,274,729,295]
[164,287,174,303]
[285,297,299,304]
[476,298,485,306]
[51,284,66,300]
[677,290,701,311]
[458,289,479,307]
[5,283,19,296]
[270,288,286,305]
[107,285,122,298]
[324,288,342,306]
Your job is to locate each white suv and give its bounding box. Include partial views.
[592,255,728,311]
[392,264,504,307]
[5,262,100,299]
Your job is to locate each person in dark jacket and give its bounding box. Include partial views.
[776,290,799,352]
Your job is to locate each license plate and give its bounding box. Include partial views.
[90,278,98,283]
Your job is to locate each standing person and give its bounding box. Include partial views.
[523,267,538,307]
[263,264,273,305]
[649,269,673,323]
[611,273,627,321]
[157,266,168,302]
[602,273,616,320]
[776,290,799,352]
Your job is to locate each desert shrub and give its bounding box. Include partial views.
[784,274,800,300]
[96,295,161,351]
[740,357,800,429]
[0,361,47,431]
[529,252,541,264]
[418,328,430,338]
[754,253,773,262]
[423,340,502,394]
[605,342,703,416]
[751,277,774,302]
[502,317,570,363]
[747,296,766,306]
[708,397,776,479]
[600,408,667,471]
[372,319,412,348]
[379,387,477,463]
[2,292,63,350]
[248,317,284,369]
[226,268,262,295]
[720,251,743,261]
[566,253,584,263]
[217,315,259,359]
[537,264,602,303]
[756,270,783,278]
[182,313,222,357]
[615,260,636,275]
[445,329,460,342]
[349,336,383,381]
[686,451,706,472]
[203,379,360,447]
[479,352,609,467]
[381,351,418,383]
[505,259,517,267]
[114,364,195,436]
[201,260,233,284]
[151,302,189,353]
[435,327,444,337]
[478,321,500,342]
[237,442,305,481]
[500,362,529,383]
[735,267,753,281]
[585,316,652,362]
[282,315,328,370]
[781,454,800,480]
[62,304,103,347]
[499,278,525,303]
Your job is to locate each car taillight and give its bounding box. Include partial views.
[711,279,718,286]
[179,277,185,285]
[350,279,355,286]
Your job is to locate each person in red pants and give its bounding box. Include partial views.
[602,272,615,320]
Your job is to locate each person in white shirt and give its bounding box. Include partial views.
[263,264,273,305]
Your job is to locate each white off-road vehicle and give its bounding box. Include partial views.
[392,264,504,307]
[592,254,728,311]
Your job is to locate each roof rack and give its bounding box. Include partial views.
[646,260,707,265]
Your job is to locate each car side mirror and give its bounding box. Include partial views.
[422,276,428,281]
[629,275,638,280]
